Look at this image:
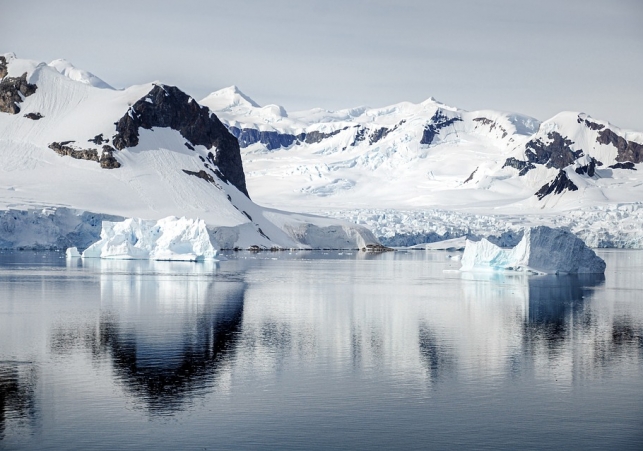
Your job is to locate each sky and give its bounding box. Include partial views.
[2,0,642,130]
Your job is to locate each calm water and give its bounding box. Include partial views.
[0,250,642,450]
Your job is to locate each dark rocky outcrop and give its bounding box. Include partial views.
[89,133,108,145]
[463,167,478,183]
[366,121,406,145]
[536,169,578,200]
[473,117,508,138]
[227,126,351,149]
[99,145,121,169]
[420,110,462,145]
[502,157,536,176]
[228,122,391,150]
[524,132,583,169]
[596,128,643,163]
[368,127,391,145]
[227,126,303,150]
[23,112,43,120]
[182,169,217,184]
[112,84,249,197]
[576,116,605,131]
[49,142,99,162]
[351,127,367,146]
[0,72,37,114]
[609,162,637,171]
[304,128,346,144]
[0,56,7,79]
[574,157,599,177]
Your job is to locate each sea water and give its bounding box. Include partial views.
[0,250,641,450]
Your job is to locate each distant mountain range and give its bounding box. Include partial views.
[201,86,643,214]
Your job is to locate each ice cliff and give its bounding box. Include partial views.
[81,216,218,261]
[460,226,606,274]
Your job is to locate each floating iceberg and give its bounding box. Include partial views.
[65,247,81,258]
[460,226,605,274]
[81,216,218,261]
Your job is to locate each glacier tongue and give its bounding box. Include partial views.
[460,226,606,274]
[81,216,218,261]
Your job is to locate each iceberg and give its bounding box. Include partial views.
[82,216,218,261]
[65,247,81,258]
[460,226,605,274]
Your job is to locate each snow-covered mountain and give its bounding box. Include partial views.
[202,86,643,213]
[0,53,377,250]
[201,86,643,248]
[2,53,641,249]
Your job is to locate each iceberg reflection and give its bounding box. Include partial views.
[96,260,245,413]
[53,259,246,414]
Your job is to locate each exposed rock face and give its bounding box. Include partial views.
[0,72,37,114]
[597,129,643,163]
[227,126,355,150]
[227,126,303,150]
[473,117,508,138]
[524,132,583,169]
[305,128,346,144]
[99,145,121,169]
[24,112,43,120]
[112,84,249,197]
[463,167,478,183]
[420,110,462,145]
[0,56,7,79]
[89,133,108,145]
[502,157,536,176]
[609,162,637,171]
[575,157,599,177]
[536,169,578,200]
[49,142,99,162]
[182,169,217,184]
[227,122,401,150]
[577,116,605,131]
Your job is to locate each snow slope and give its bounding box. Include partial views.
[201,86,643,247]
[0,54,377,250]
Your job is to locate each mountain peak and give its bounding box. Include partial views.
[201,85,260,111]
[47,58,113,89]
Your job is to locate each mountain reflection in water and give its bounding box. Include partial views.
[50,259,246,414]
[0,363,37,440]
[0,251,641,450]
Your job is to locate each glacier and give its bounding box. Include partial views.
[81,216,218,261]
[320,204,643,249]
[460,226,606,274]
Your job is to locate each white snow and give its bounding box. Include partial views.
[0,56,379,251]
[201,86,643,249]
[321,204,643,249]
[3,55,643,251]
[408,237,467,251]
[47,59,113,89]
[460,226,606,274]
[82,216,218,261]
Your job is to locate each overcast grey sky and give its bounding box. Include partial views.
[2,0,642,129]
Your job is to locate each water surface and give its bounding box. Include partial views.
[0,250,642,450]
